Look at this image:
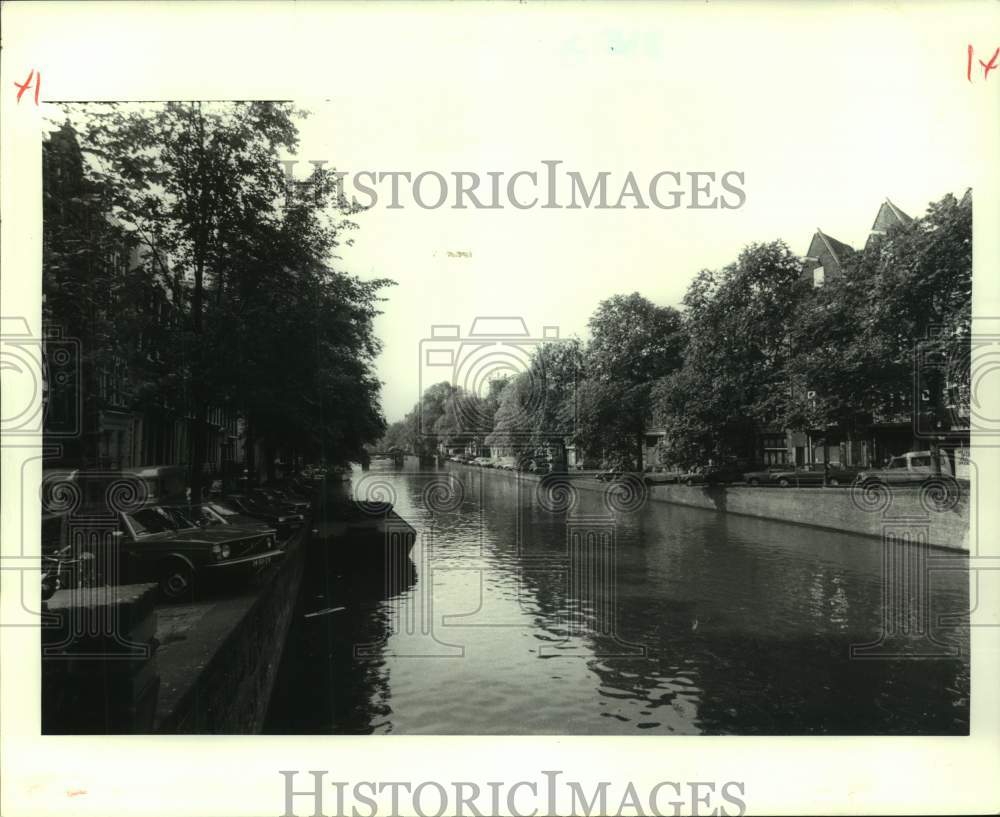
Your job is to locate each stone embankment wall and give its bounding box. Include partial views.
[448,464,971,552]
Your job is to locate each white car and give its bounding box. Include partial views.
[858,450,957,485]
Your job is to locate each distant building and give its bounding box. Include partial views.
[800,229,854,288]
[43,122,239,479]
[865,198,913,249]
[768,199,924,468]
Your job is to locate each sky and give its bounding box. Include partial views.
[46,3,988,424]
[279,4,984,422]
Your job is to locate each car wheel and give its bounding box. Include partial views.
[778,478,791,488]
[159,561,195,602]
[685,478,694,486]
[829,478,840,487]
[749,478,760,486]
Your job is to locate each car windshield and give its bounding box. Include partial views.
[207,502,238,518]
[887,457,906,469]
[124,506,198,537]
[181,504,229,526]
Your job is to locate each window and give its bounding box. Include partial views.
[125,507,178,537]
[910,456,931,468]
[812,266,825,288]
[125,506,198,537]
[763,450,788,465]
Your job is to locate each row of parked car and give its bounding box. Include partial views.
[612,450,964,488]
[41,466,320,603]
[448,454,552,474]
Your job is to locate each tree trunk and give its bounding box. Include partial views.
[187,102,210,503]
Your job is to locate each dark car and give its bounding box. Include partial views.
[267,482,313,505]
[177,502,281,539]
[682,463,744,486]
[251,487,310,514]
[220,494,304,541]
[767,464,860,487]
[114,504,283,601]
[742,466,790,486]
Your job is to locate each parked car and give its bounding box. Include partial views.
[220,494,304,541]
[643,469,684,485]
[682,463,745,486]
[179,502,281,539]
[742,466,788,486]
[766,463,862,487]
[472,457,491,467]
[267,482,313,505]
[596,469,624,482]
[114,504,283,601]
[251,487,309,514]
[857,450,958,486]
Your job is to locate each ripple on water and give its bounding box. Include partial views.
[265,466,971,735]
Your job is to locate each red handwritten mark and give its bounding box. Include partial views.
[981,47,1000,80]
[66,790,87,798]
[14,69,41,104]
[968,45,1000,82]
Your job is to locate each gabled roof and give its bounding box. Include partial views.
[885,198,912,224]
[807,229,854,266]
[870,198,913,234]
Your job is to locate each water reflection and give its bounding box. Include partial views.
[266,462,969,735]
[264,532,417,734]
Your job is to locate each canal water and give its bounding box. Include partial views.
[265,461,969,735]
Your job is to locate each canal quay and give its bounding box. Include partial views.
[263,458,970,735]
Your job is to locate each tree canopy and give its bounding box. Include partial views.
[45,103,392,488]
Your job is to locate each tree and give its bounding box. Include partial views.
[780,192,972,468]
[578,293,684,469]
[52,103,391,489]
[652,241,805,465]
[487,339,582,463]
